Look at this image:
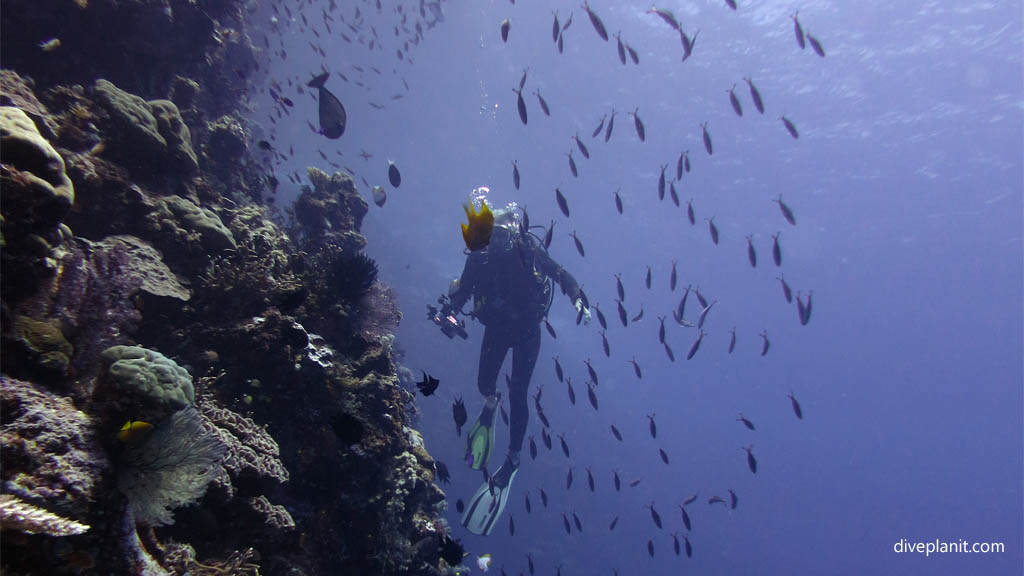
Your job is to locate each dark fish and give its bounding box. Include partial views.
[553,356,564,382]
[788,391,804,419]
[542,318,556,339]
[595,303,607,329]
[686,330,705,360]
[540,488,548,507]
[744,444,758,473]
[677,284,692,321]
[645,266,652,289]
[728,488,738,510]
[611,424,623,441]
[586,382,598,410]
[680,504,692,530]
[631,306,644,323]
[542,427,552,449]
[728,327,737,354]
[416,371,440,395]
[582,1,609,41]
[528,553,535,574]
[535,90,550,116]
[687,198,696,225]
[509,514,515,535]
[586,466,595,492]
[737,413,755,431]
[512,160,520,189]
[684,535,692,558]
[725,0,737,10]
[515,87,528,125]
[453,396,467,436]
[744,76,765,114]
[609,515,619,530]
[615,273,625,301]
[728,85,743,117]
[708,217,719,245]
[796,291,808,325]
[680,28,699,61]
[647,539,655,558]
[803,291,813,325]
[709,495,726,506]
[257,140,273,151]
[701,121,713,155]
[792,11,806,49]
[664,342,675,362]
[559,433,571,458]
[572,510,582,532]
[605,109,615,141]
[552,10,561,42]
[543,220,554,249]
[659,448,669,465]
[308,72,347,139]
[807,32,826,57]
[573,133,589,158]
[565,378,576,405]
[555,188,570,217]
[778,274,793,303]
[613,470,621,491]
[658,316,666,344]
[562,512,572,534]
[592,114,607,137]
[627,357,642,379]
[519,67,529,91]
[600,330,610,357]
[684,493,699,506]
[456,498,465,513]
[648,414,657,438]
[772,232,782,266]
[760,330,770,356]
[571,230,585,257]
[387,161,402,187]
[372,186,387,207]
[631,107,645,141]
[697,301,715,330]
[630,478,642,488]
[684,150,691,172]
[525,493,532,513]
[781,115,799,139]
[280,97,294,107]
[626,43,639,64]
[648,502,663,529]
[774,194,797,225]
[501,18,510,42]
[529,435,538,459]
[539,407,551,430]
[616,299,628,327]
[647,7,680,30]
[435,461,450,484]
[566,467,574,489]
[670,260,678,290]
[557,32,564,53]
[616,32,626,64]
[673,533,681,555]
[747,235,757,267]
[658,164,667,200]
[567,150,578,178]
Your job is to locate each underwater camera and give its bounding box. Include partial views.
[427,295,468,340]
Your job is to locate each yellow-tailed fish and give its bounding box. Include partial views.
[117,420,153,442]
[461,201,494,251]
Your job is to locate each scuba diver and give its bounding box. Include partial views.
[435,191,590,535]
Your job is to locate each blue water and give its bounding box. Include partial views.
[253,1,1022,574]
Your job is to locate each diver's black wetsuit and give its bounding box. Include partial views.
[448,225,581,455]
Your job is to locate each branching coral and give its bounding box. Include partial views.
[0,494,89,536]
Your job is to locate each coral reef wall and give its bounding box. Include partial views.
[1,2,449,575]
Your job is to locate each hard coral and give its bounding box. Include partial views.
[0,376,108,519]
[100,345,194,421]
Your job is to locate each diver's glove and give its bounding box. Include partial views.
[574,298,592,326]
